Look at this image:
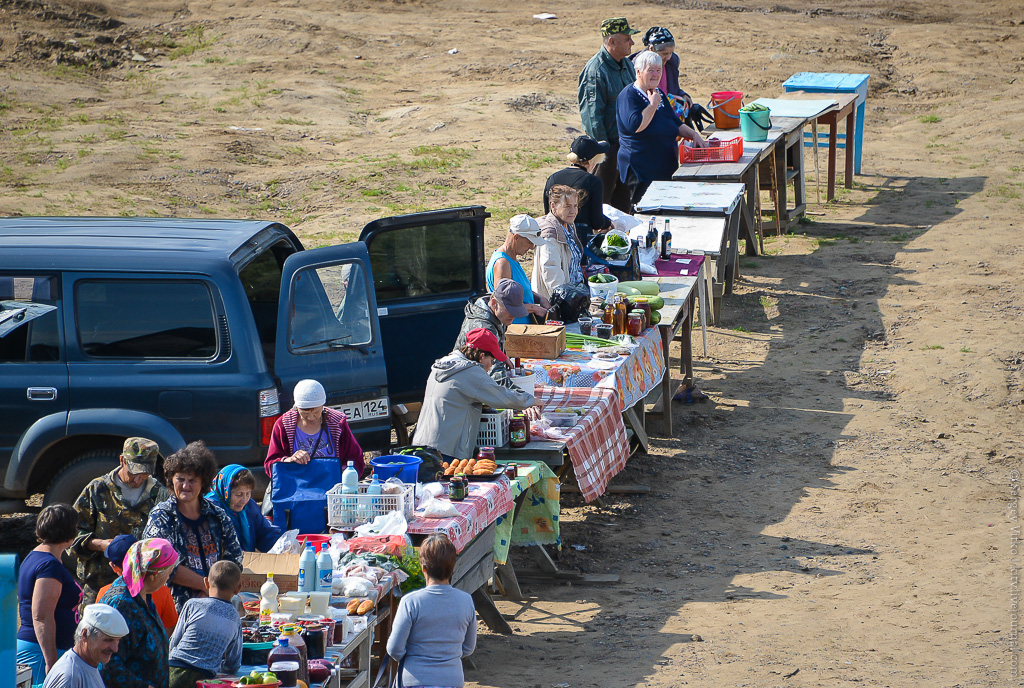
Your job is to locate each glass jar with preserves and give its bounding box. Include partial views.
[477,446,496,463]
[633,297,652,329]
[627,312,643,336]
[509,416,528,448]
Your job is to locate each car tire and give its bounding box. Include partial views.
[43,449,121,507]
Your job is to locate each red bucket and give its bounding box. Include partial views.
[298,534,331,553]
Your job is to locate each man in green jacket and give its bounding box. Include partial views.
[72,437,170,612]
[577,17,639,213]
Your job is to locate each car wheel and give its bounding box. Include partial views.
[43,449,121,506]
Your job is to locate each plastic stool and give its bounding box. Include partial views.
[783,72,869,174]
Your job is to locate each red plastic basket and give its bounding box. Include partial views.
[680,136,743,164]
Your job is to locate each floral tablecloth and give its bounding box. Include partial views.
[493,461,560,565]
[407,479,514,553]
[519,325,666,409]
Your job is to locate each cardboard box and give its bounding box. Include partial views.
[240,552,301,594]
[504,324,566,360]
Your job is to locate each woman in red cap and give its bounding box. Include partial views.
[413,328,535,461]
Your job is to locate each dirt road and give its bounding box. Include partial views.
[2,1,1022,685]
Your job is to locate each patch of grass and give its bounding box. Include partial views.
[740,259,759,269]
[277,117,315,126]
[48,64,92,80]
[55,158,73,171]
[168,25,218,60]
[959,346,974,353]
[203,56,227,64]
[0,95,14,114]
[919,114,942,124]
[920,344,944,350]
[759,295,775,309]
[407,145,469,172]
[732,326,751,333]
[361,188,388,197]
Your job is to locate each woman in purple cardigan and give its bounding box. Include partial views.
[263,379,364,478]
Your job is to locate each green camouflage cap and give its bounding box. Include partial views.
[601,17,640,37]
[121,437,160,474]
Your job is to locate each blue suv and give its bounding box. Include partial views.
[0,208,488,507]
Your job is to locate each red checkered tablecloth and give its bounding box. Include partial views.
[407,479,514,553]
[535,387,630,502]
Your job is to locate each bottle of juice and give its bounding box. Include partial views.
[274,626,309,687]
[259,573,279,626]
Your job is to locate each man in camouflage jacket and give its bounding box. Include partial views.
[72,437,170,611]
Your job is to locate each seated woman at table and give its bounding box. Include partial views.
[532,185,587,303]
[386,534,476,688]
[413,328,534,462]
[617,50,706,208]
[486,214,549,325]
[264,379,364,476]
[206,465,282,553]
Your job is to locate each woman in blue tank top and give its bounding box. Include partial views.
[485,214,550,325]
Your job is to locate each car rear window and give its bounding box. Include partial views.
[366,221,473,302]
[75,280,218,359]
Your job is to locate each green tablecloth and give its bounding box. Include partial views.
[492,460,561,565]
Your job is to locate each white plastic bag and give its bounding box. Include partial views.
[601,229,631,256]
[420,494,460,518]
[339,576,375,598]
[353,510,408,538]
[603,204,643,235]
[268,529,301,554]
[328,533,349,568]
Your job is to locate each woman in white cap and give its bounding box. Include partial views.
[485,214,549,325]
[43,603,128,688]
[264,378,364,477]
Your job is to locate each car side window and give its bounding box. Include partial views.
[0,275,61,363]
[366,221,473,302]
[288,261,372,353]
[75,280,219,359]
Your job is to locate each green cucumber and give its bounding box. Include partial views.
[617,280,660,296]
[616,285,641,296]
[650,310,662,325]
[646,295,664,310]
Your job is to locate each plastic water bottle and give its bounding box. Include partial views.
[367,474,383,517]
[298,542,317,593]
[316,547,333,593]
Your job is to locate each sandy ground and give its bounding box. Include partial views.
[2,0,1024,686]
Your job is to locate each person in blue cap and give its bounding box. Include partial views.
[206,464,282,552]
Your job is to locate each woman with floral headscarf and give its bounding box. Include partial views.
[207,465,282,552]
[99,538,178,688]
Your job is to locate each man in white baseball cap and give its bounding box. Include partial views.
[43,603,128,688]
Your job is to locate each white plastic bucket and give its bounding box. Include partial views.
[588,275,618,303]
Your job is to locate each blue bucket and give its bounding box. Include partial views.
[370,455,422,483]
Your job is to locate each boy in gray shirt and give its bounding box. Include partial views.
[168,560,244,688]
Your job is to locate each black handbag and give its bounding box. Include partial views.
[393,445,445,483]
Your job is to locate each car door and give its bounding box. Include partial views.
[275,243,390,451]
[359,206,489,406]
[0,274,68,495]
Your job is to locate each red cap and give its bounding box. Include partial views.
[465,328,510,364]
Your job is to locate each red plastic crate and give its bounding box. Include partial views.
[680,136,743,164]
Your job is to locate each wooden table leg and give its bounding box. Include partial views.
[471,586,513,635]
[723,205,742,295]
[680,294,694,388]
[742,167,761,256]
[493,560,524,601]
[659,324,672,436]
[845,108,855,188]
[827,116,838,201]
[774,139,788,228]
[623,404,649,453]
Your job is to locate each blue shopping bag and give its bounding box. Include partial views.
[270,458,341,534]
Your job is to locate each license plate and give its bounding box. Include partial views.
[334,397,390,422]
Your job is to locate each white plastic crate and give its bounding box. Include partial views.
[476,409,510,448]
[326,482,415,529]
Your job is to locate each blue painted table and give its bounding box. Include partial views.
[783,72,869,174]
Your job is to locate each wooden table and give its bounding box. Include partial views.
[634,181,745,320]
[784,72,869,174]
[672,141,773,256]
[645,273,700,435]
[804,93,858,201]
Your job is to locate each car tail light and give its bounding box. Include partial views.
[258,387,281,446]
[260,414,281,446]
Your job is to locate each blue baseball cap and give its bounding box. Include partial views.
[105,534,138,568]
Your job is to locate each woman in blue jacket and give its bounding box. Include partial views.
[616,50,706,207]
[207,465,282,553]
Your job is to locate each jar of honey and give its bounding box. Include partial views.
[632,297,652,329]
[627,312,643,336]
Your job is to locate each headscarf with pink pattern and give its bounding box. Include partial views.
[122,537,179,597]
